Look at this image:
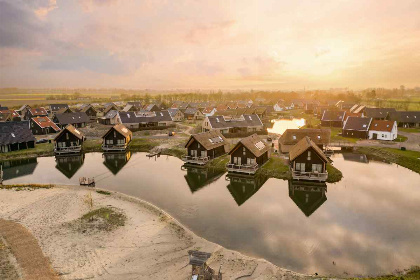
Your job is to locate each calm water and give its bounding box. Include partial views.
[268,118,306,134]
[2,152,420,276]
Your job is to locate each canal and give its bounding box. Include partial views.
[268,118,306,135]
[1,152,420,276]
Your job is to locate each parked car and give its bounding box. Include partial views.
[36,138,49,144]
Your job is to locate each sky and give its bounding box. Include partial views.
[0,0,420,90]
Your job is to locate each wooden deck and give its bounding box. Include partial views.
[226,163,259,175]
[54,146,82,155]
[292,170,328,182]
[182,155,209,165]
[102,144,128,152]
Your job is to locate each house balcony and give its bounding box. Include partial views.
[54,145,82,155]
[181,155,209,165]
[102,143,128,152]
[226,163,259,175]
[292,170,328,182]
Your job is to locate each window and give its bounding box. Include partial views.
[66,133,69,140]
[243,147,246,156]
[114,131,116,137]
[307,151,311,161]
[312,164,323,173]
[292,135,296,140]
[197,143,200,148]
[295,163,305,171]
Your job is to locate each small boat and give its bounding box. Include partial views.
[79,177,95,186]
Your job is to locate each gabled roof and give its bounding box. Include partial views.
[55,112,90,125]
[202,107,216,114]
[279,129,331,146]
[167,108,183,118]
[185,130,228,151]
[184,107,200,115]
[0,112,12,122]
[364,108,396,119]
[321,110,346,122]
[104,110,118,119]
[388,111,420,123]
[369,120,395,132]
[228,134,269,158]
[103,124,132,139]
[144,104,159,111]
[207,114,263,129]
[80,104,96,113]
[289,136,328,162]
[119,110,172,123]
[56,107,72,114]
[122,104,134,112]
[29,107,48,116]
[0,121,35,145]
[343,117,372,131]
[54,124,85,141]
[31,116,61,132]
[49,104,69,111]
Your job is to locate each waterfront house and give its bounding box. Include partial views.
[202,114,264,136]
[25,107,48,120]
[97,110,119,125]
[289,136,328,182]
[30,116,61,135]
[363,108,396,120]
[167,108,184,122]
[54,124,85,155]
[182,130,228,165]
[342,117,372,139]
[102,124,132,152]
[279,128,331,153]
[118,110,173,129]
[288,180,327,217]
[368,120,397,141]
[0,121,35,153]
[388,111,420,128]
[49,104,69,115]
[184,108,204,120]
[54,112,90,128]
[321,110,346,127]
[226,134,269,175]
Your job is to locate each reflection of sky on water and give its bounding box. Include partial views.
[268,118,306,135]
[3,153,420,276]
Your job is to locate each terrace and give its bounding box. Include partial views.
[291,169,328,182]
[54,145,82,155]
[181,155,209,165]
[102,143,129,152]
[226,163,259,175]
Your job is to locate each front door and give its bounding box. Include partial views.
[373,133,377,140]
[234,157,241,165]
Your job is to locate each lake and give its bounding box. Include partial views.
[2,152,420,276]
[268,118,306,135]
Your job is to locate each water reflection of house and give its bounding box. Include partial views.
[288,180,327,217]
[226,174,268,206]
[341,152,369,163]
[55,154,85,179]
[182,164,225,193]
[102,152,132,175]
[1,158,38,180]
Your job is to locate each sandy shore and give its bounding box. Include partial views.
[0,185,308,280]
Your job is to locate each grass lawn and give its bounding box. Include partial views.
[399,127,420,133]
[356,147,420,174]
[394,134,408,142]
[326,164,343,183]
[0,142,54,161]
[327,127,358,143]
[258,157,291,180]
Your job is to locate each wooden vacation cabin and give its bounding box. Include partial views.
[279,129,331,154]
[182,130,228,165]
[54,124,86,155]
[0,121,35,153]
[342,117,372,139]
[289,136,329,182]
[288,180,327,217]
[102,124,132,152]
[226,134,269,175]
[30,116,61,135]
[79,104,97,120]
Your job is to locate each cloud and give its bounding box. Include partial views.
[185,20,236,44]
[237,55,286,80]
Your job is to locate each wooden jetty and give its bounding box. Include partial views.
[79,177,95,186]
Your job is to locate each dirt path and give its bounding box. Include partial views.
[0,219,58,280]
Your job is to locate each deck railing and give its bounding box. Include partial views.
[292,170,328,182]
[226,163,259,174]
[181,155,210,165]
[102,143,128,151]
[54,145,82,154]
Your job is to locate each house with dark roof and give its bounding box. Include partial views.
[388,111,420,128]
[30,116,61,135]
[342,117,372,138]
[79,104,97,120]
[102,124,132,152]
[97,110,119,125]
[182,130,228,165]
[202,114,264,136]
[289,136,329,182]
[0,121,35,153]
[184,108,204,120]
[118,111,173,129]
[226,134,269,174]
[102,151,132,175]
[167,108,184,121]
[0,110,21,122]
[321,110,346,127]
[363,108,396,120]
[288,180,327,217]
[368,120,397,141]
[143,104,160,112]
[55,107,73,115]
[25,107,48,120]
[16,104,31,117]
[279,129,331,153]
[49,104,69,114]
[53,112,90,128]
[54,124,86,155]
[226,173,268,206]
